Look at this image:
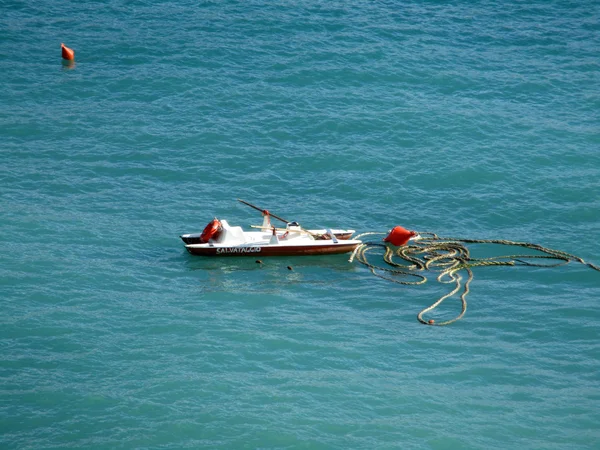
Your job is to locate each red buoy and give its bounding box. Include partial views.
[61,43,75,61]
[383,226,417,246]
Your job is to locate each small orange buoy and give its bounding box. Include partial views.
[383,226,418,247]
[61,43,75,61]
[428,319,435,325]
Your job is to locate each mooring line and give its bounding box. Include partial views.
[352,233,599,326]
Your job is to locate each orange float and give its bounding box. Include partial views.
[383,226,417,246]
[61,43,75,61]
[200,218,222,243]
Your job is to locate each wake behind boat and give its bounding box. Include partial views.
[181,200,361,257]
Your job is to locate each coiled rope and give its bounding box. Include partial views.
[349,231,600,326]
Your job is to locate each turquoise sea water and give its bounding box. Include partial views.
[1,1,600,448]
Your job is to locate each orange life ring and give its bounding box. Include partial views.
[200,218,222,243]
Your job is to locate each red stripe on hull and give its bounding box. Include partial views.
[186,243,359,257]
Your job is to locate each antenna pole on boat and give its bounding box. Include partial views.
[237,199,322,240]
[237,199,290,224]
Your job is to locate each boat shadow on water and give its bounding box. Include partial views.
[185,253,361,295]
[184,253,359,273]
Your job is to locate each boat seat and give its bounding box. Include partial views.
[216,220,246,245]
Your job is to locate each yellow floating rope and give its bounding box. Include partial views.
[351,232,600,326]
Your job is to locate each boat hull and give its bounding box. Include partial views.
[185,242,360,257]
[181,231,354,245]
